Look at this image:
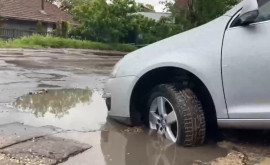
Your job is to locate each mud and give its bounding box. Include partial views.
[0,48,269,165]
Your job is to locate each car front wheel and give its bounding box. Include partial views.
[147,84,206,146]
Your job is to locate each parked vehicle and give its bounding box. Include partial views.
[103,0,270,146]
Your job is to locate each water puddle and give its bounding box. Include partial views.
[101,124,228,165]
[3,88,107,131]
[13,89,93,118]
[59,120,229,165]
[3,89,231,165]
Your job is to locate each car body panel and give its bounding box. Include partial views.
[218,119,270,129]
[114,16,231,119]
[104,76,138,119]
[222,21,270,119]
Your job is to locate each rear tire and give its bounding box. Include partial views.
[146,84,206,146]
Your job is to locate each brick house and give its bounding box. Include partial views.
[0,0,75,34]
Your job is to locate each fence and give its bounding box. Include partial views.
[0,28,54,40]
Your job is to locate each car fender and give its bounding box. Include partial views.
[116,16,232,119]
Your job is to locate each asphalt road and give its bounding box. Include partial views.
[0,48,269,165]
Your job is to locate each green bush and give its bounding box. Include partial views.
[0,35,137,52]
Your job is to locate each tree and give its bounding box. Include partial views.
[55,19,63,37]
[37,21,45,34]
[73,0,141,42]
[54,19,70,37]
[62,21,70,37]
[0,16,5,27]
[145,4,155,11]
[72,0,181,44]
[46,0,91,12]
[162,0,240,31]
[0,4,4,27]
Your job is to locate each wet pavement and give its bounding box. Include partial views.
[0,48,269,165]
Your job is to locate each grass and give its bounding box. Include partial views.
[0,35,137,52]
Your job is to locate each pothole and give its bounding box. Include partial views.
[8,89,107,132]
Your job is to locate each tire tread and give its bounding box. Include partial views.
[166,84,206,146]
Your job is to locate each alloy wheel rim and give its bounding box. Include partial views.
[149,96,178,142]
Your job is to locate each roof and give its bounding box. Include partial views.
[0,0,76,24]
[137,12,171,21]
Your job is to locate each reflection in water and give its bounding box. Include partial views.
[13,89,93,118]
[100,120,228,165]
[5,89,107,131]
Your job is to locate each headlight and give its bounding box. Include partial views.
[110,58,123,78]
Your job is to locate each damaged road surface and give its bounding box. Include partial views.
[0,49,269,165]
[0,49,113,164]
[0,123,91,165]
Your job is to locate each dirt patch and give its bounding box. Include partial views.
[200,129,270,165]
[203,151,246,165]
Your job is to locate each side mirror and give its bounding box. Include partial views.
[239,0,259,25]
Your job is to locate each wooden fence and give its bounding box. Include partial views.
[0,28,54,40]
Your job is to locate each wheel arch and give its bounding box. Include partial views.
[129,66,219,134]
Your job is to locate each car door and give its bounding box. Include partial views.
[222,0,270,119]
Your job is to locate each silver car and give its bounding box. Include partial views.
[103,0,270,146]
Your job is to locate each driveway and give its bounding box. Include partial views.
[0,48,269,165]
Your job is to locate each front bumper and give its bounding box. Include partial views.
[103,76,138,125]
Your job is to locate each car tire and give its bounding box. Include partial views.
[146,84,206,146]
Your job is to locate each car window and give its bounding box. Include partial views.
[256,0,270,22]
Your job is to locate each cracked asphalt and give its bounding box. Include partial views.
[0,48,269,165]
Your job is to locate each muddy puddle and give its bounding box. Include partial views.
[1,88,107,132]
[59,120,229,165]
[3,88,230,165]
[1,92,267,164]
[99,128,228,165]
